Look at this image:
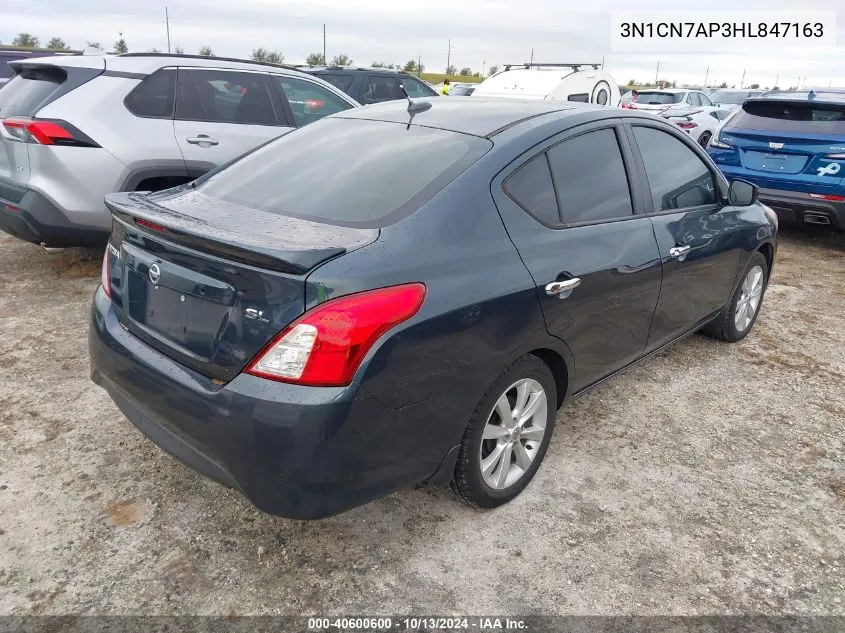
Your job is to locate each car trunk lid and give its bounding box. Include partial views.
[104,190,378,382]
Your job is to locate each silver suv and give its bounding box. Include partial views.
[0,53,359,247]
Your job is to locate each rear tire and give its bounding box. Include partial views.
[698,131,712,148]
[702,252,768,342]
[452,355,557,508]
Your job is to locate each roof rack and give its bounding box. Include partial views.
[118,52,301,72]
[502,62,601,72]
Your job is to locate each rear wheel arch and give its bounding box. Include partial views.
[528,348,569,408]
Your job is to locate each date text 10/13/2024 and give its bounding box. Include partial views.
[307,617,528,631]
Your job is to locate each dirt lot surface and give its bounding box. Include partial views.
[0,227,843,616]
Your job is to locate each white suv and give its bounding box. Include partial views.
[0,53,359,247]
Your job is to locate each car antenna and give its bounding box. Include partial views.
[399,83,432,124]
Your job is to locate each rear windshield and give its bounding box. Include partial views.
[197,117,491,228]
[729,100,845,134]
[0,67,65,117]
[635,91,683,104]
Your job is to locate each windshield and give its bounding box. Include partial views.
[711,91,755,105]
[197,117,492,228]
[635,91,683,105]
[729,100,845,134]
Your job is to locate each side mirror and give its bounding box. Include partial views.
[728,179,758,206]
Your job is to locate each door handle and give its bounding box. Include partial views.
[545,277,581,299]
[186,135,220,146]
[669,245,691,260]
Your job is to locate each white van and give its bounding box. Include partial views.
[472,63,620,106]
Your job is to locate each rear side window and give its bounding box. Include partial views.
[274,75,352,126]
[196,118,491,228]
[0,58,15,80]
[730,100,845,134]
[633,126,717,211]
[362,75,403,102]
[0,67,66,117]
[503,154,559,225]
[547,128,633,224]
[178,69,277,125]
[125,69,176,118]
[318,73,354,93]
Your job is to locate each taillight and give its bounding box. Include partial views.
[100,248,111,298]
[710,132,733,149]
[135,218,169,233]
[246,283,427,387]
[677,121,697,129]
[809,193,845,201]
[1,117,99,147]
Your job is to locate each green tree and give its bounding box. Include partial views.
[446,64,457,75]
[749,82,760,89]
[12,33,39,48]
[488,64,499,76]
[174,46,184,54]
[306,52,326,66]
[47,37,70,50]
[719,81,728,88]
[113,33,128,54]
[86,41,102,49]
[459,67,471,76]
[371,61,392,68]
[627,78,638,86]
[199,46,213,56]
[149,48,162,53]
[330,53,352,66]
[472,72,481,78]
[403,60,417,73]
[250,48,284,64]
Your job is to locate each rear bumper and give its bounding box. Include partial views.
[0,186,109,247]
[88,287,452,519]
[756,187,845,230]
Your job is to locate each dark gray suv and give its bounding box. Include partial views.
[302,66,437,104]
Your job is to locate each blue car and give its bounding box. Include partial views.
[89,98,777,519]
[708,90,845,230]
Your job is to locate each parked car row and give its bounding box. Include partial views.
[0,49,785,518]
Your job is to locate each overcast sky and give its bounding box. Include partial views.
[3,0,843,88]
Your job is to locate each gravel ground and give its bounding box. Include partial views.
[0,227,843,616]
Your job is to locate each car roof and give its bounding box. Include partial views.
[638,88,687,93]
[12,52,323,79]
[332,97,606,137]
[752,89,845,105]
[305,66,413,75]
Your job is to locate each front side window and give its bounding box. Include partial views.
[503,154,559,226]
[633,126,717,211]
[125,69,176,118]
[547,128,633,224]
[362,75,403,102]
[275,76,352,126]
[402,77,434,98]
[177,69,277,125]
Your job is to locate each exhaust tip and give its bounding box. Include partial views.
[40,243,65,253]
[803,213,831,225]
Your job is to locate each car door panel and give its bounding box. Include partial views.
[174,68,288,176]
[624,122,744,350]
[492,120,663,391]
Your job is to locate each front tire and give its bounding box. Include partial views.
[702,252,768,342]
[452,355,557,508]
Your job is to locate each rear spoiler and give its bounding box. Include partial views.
[105,192,369,275]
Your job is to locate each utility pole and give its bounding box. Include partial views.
[703,65,709,87]
[530,48,534,65]
[654,60,659,87]
[740,69,745,88]
[774,72,779,88]
[418,54,422,78]
[323,24,326,65]
[601,55,605,70]
[165,6,171,54]
[482,60,485,76]
[446,38,451,74]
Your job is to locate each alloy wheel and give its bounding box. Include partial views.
[479,378,549,490]
[734,264,764,332]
